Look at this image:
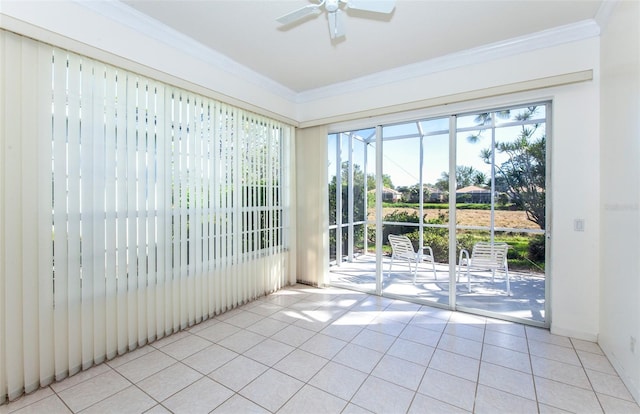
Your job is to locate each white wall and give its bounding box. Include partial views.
[297,38,599,125]
[548,80,601,340]
[295,126,330,287]
[599,0,640,403]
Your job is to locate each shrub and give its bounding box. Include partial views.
[528,234,546,262]
[384,210,420,224]
[382,210,420,243]
[455,232,476,255]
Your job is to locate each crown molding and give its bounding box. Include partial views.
[295,19,601,103]
[75,0,299,102]
[75,1,600,107]
[594,0,618,31]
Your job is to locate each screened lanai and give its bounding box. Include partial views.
[328,104,548,326]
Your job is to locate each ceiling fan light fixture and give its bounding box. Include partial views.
[328,9,346,38]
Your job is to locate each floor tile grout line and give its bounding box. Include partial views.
[42,386,75,414]
[403,308,447,414]
[469,316,488,414]
[550,336,606,413]
[522,323,543,413]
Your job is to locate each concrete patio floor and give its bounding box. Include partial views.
[329,254,546,323]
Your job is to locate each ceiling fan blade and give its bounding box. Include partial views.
[328,9,346,38]
[347,0,395,14]
[276,4,322,25]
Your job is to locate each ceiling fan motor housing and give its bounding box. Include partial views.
[325,0,341,13]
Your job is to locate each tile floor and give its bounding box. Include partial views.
[330,255,546,322]
[2,284,639,414]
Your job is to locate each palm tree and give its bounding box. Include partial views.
[480,107,546,229]
[436,165,489,190]
[466,110,511,143]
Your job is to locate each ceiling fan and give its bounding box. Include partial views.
[276,0,396,39]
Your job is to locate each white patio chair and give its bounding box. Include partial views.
[457,241,511,295]
[387,234,437,283]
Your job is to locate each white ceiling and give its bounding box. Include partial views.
[120,0,603,94]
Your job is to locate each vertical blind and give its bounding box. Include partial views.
[0,30,293,402]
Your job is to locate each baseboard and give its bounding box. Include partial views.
[550,325,598,342]
[599,341,640,405]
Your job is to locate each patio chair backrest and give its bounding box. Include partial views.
[388,234,416,260]
[470,242,509,269]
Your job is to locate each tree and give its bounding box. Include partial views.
[365,173,393,191]
[397,183,435,203]
[481,107,546,229]
[472,171,489,187]
[467,110,511,143]
[328,162,369,256]
[367,174,376,191]
[435,165,488,191]
[381,174,394,189]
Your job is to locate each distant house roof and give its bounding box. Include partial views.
[456,185,491,193]
[382,187,402,195]
[424,185,443,194]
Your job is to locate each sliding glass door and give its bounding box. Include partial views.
[328,102,549,325]
[454,105,547,322]
[328,129,377,293]
[379,119,451,306]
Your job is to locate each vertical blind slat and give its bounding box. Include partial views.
[115,68,129,354]
[104,66,118,359]
[0,31,7,405]
[193,98,203,322]
[212,102,222,314]
[135,80,145,344]
[66,52,82,377]
[125,74,138,348]
[232,108,240,304]
[161,88,172,335]
[136,79,148,344]
[155,84,167,336]
[187,94,197,323]
[20,34,41,394]
[178,93,188,328]
[3,32,25,400]
[52,48,70,381]
[170,89,180,331]
[146,81,158,341]
[36,42,55,388]
[91,63,107,366]
[80,58,95,370]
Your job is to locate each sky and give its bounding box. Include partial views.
[329,105,547,189]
